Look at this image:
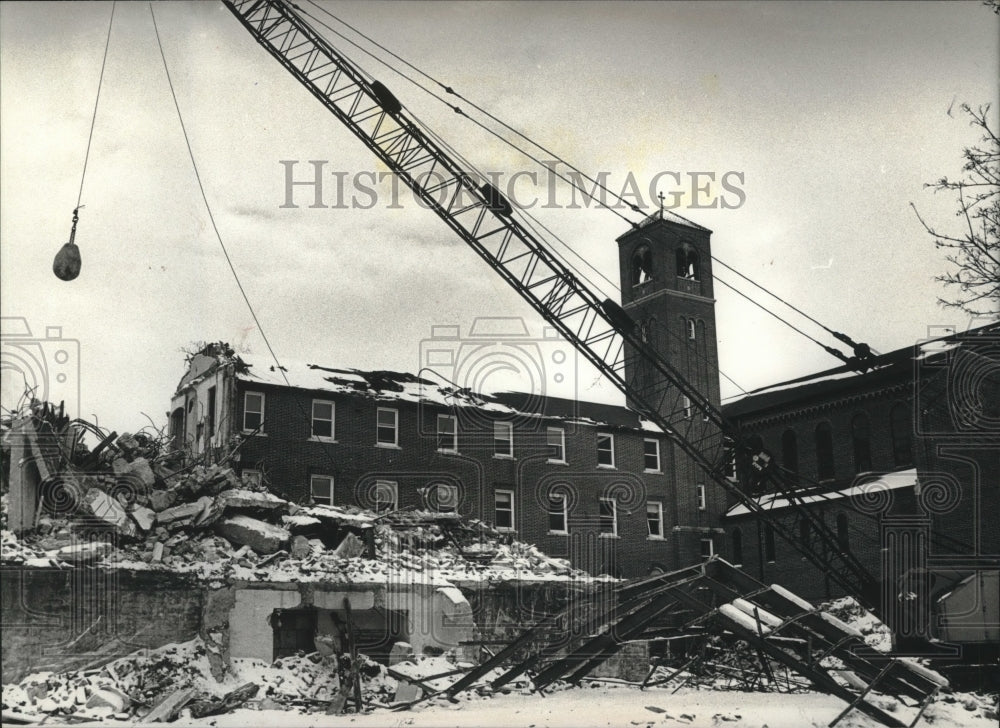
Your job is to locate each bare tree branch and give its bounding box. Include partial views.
[913,103,1000,317]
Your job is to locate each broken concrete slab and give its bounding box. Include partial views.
[83,488,138,538]
[86,686,131,712]
[156,496,212,525]
[215,488,287,512]
[332,531,366,559]
[282,513,322,532]
[194,488,288,528]
[131,505,156,531]
[215,515,289,554]
[290,534,312,559]
[115,433,141,457]
[143,688,195,723]
[116,457,156,490]
[148,489,178,513]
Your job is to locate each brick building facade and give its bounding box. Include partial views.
[169,211,732,580]
[721,322,999,627]
[168,351,730,579]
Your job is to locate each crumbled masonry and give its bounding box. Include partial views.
[0,401,962,725]
[0,402,599,585]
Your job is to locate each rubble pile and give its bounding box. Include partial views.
[1,406,597,585]
[0,636,506,722]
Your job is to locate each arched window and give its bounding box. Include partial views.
[890,403,913,467]
[836,513,849,550]
[687,319,697,340]
[675,246,700,280]
[731,527,743,566]
[631,245,653,286]
[815,422,835,481]
[799,517,811,544]
[764,523,776,563]
[781,429,798,475]
[851,413,872,473]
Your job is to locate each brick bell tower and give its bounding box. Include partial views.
[616,208,725,567]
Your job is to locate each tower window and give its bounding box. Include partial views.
[782,429,798,476]
[837,513,850,550]
[815,421,835,481]
[676,246,700,280]
[631,245,653,286]
[851,413,872,473]
[687,319,697,340]
[890,403,913,467]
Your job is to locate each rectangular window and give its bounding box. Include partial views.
[437,414,457,452]
[431,482,459,513]
[375,480,398,514]
[643,438,661,472]
[599,497,617,537]
[494,489,514,530]
[696,484,707,511]
[548,493,568,534]
[243,391,265,432]
[242,468,262,488]
[207,386,217,437]
[494,421,514,458]
[311,399,335,439]
[682,395,692,419]
[700,538,715,560]
[547,427,566,463]
[310,474,334,506]
[376,407,398,446]
[597,433,615,468]
[647,501,663,538]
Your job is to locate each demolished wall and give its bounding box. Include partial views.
[1,566,204,683]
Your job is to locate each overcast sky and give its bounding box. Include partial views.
[1,1,997,434]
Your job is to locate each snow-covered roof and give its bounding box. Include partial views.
[725,468,918,517]
[232,353,651,432]
[723,321,999,420]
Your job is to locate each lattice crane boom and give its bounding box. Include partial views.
[223,0,879,607]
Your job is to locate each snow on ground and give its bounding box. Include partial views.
[176,684,1000,728]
